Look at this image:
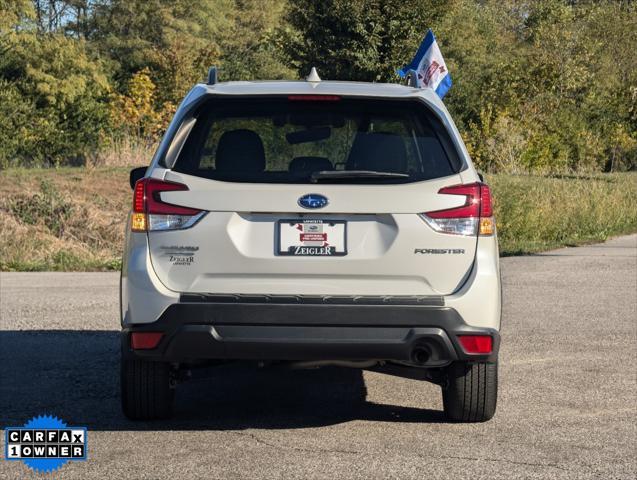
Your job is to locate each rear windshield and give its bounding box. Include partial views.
[173,97,463,184]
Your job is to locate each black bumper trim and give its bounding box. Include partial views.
[123,301,499,365]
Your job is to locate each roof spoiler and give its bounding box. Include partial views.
[207,66,325,85]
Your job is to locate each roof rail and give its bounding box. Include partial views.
[207,66,218,85]
[404,71,418,88]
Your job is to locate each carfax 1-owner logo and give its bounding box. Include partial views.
[4,415,88,474]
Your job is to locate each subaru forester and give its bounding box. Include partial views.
[120,69,501,422]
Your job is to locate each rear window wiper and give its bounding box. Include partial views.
[311,170,409,183]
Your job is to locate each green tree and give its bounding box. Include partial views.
[0,0,34,31]
[285,0,442,82]
[284,0,636,173]
[219,0,293,81]
[0,13,110,165]
[89,0,234,104]
[1,0,635,172]
[285,0,382,81]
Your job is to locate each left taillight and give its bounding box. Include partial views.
[130,332,164,350]
[131,178,204,232]
[419,182,495,236]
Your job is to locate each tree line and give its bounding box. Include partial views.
[1,0,635,172]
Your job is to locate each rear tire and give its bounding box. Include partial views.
[442,361,497,422]
[121,358,175,420]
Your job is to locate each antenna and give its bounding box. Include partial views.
[207,66,218,85]
[306,67,321,82]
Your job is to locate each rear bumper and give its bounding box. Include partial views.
[122,295,500,366]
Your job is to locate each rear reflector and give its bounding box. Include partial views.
[287,95,341,101]
[130,332,164,350]
[458,335,493,354]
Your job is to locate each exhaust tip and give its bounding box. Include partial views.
[411,346,431,365]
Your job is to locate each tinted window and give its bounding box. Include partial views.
[174,98,462,183]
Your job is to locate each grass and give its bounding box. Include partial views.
[0,167,130,271]
[488,173,637,255]
[0,167,635,271]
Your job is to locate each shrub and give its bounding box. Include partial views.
[489,173,637,255]
[9,180,74,237]
[0,33,110,166]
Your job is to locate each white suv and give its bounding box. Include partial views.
[120,70,501,422]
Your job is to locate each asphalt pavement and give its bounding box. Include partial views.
[1,235,636,479]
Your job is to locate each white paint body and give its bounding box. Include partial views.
[121,80,501,330]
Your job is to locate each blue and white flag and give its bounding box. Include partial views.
[398,29,452,99]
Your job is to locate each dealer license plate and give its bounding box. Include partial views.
[277,220,347,256]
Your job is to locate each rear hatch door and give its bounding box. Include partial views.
[147,96,477,296]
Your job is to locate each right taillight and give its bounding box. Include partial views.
[458,335,493,354]
[131,178,205,232]
[419,182,494,236]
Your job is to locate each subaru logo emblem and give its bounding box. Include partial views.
[298,194,328,209]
